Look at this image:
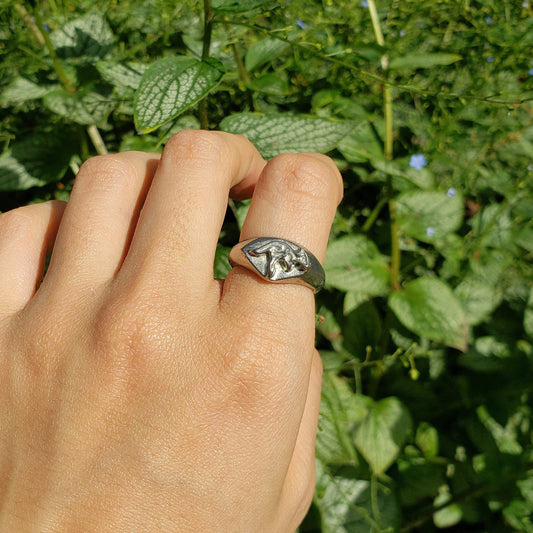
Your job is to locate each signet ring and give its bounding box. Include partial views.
[228,237,325,293]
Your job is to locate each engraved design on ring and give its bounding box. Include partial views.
[229,237,325,293]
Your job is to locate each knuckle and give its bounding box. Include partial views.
[268,153,343,205]
[164,129,231,169]
[76,154,138,192]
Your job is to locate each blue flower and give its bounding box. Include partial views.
[446,187,457,198]
[486,55,494,63]
[522,1,529,8]
[409,154,428,170]
[426,227,436,238]
[296,18,307,30]
[361,0,369,7]
[528,164,533,172]
[484,16,493,24]
[43,23,50,33]
[399,29,407,37]
[529,67,533,76]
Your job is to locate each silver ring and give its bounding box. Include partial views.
[228,237,325,293]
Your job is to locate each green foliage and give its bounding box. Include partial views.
[1,0,532,531]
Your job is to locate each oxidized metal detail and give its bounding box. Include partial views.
[229,237,325,293]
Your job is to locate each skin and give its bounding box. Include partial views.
[0,131,342,532]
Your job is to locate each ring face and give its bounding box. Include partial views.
[229,237,325,293]
[243,238,309,282]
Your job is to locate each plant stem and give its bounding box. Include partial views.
[199,0,214,129]
[87,125,108,155]
[367,0,400,290]
[32,6,75,92]
[14,3,45,46]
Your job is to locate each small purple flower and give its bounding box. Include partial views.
[361,0,369,7]
[426,227,436,238]
[43,23,50,33]
[296,18,307,30]
[529,67,533,76]
[487,55,494,63]
[484,16,493,24]
[409,154,428,170]
[447,187,457,198]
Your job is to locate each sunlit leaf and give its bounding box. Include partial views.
[396,190,463,243]
[389,278,468,350]
[352,396,413,474]
[96,61,148,91]
[0,78,60,106]
[43,89,114,125]
[324,235,389,295]
[50,12,114,62]
[220,113,354,159]
[134,56,225,133]
[212,0,276,13]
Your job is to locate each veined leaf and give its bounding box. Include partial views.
[324,235,389,295]
[96,61,148,91]
[43,89,114,125]
[389,53,462,70]
[134,56,225,133]
[50,12,114,62]
[0,78,60,106]
[389,277,468,350]
[220,113,354,158]
[352,396,413,474]
[396,190,463,243]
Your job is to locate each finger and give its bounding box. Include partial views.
[0,201,65,316]
[120,131,266,298]
[278,351,323,531]
[42,152,160,291]
[222,152,343,321]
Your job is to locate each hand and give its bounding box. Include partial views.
[0,131,342,532]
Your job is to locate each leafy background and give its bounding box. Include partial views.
[1,0,533,531]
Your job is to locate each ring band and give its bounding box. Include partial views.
[229,237,325,293]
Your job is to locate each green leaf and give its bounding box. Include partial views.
[0,78,60,106]
[43,89,114,125]
[337,122,384,163]
[0,132,76,191]
[315,462,401,533]
[134,56,225,133]
[389,278,468,350]
[455,275,501,326]
[96,61,148,91]
[389,53,462,70]
[396,191,463,243]
[351,396,412,474]
[503,500,533,533]
[219,113,354,158]
[324,235,390,295]
[247,73,289,96]
[244,38,289,72]
[433,491,463,528]
[212,0,276,13]
[415,422,439,457]
[50,12,114,62]
[214,245,231,279]
[316,372,359,465]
